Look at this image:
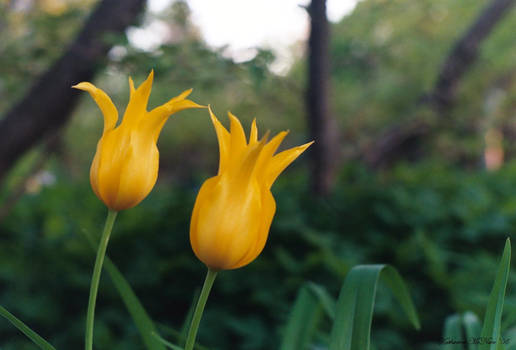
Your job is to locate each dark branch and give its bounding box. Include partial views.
[307,0,340,195]
[0,0,146,182]
[424,0,515,111]
[365,0,515,168]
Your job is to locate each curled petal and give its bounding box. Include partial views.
[209,107,231,175]
[267,141,314,188]
[72,82,118,134]
[146,90,205,141]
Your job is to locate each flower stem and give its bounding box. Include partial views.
[185,268,218,350]
[85,209,118,350]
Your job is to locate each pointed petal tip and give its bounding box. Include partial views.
[144,69,154,84]
[71,82,93,91]
[227,110,238,121]
[261,130,271,144]
[128,77,135,92]
[299,140,315,151]
[208,105,217,119]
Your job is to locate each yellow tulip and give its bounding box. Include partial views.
[73,71,203,211]
[190,108,313,270]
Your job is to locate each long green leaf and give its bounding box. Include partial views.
[179,288,200,344]
[480,238,511,350]
[152,331,184,350]
[279,284,322,350]
[104,257,166,350]
[0,304,57,350]
[306,282,336,320]
[82,229,166,350]
[329,264,420,350]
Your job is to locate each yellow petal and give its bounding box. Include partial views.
[267,141,314,187]
[236,131,269,182]
[128,77,136,96]
[209,107,231,175]
[121,70,154,127]
[228,111,247,156]
[72,82,118,134]
[249,118,258,145]
[146,89,205,141]
[232,189,276,269]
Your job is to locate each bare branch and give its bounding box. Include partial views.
[0,0,146,182]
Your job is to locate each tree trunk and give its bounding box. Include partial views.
[365,0,515,168]
[0,0,146,183]
[307,0,340,195]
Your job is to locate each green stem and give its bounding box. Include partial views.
[184,268,218,350]
[85,209,118,350]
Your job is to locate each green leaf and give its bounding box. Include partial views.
[179,288,200,344]
[82,229,166,350]
[441,312,482,350]
[0,304,57,350]
[152,331,184,350]
[480,238,511,350]
[306,282,336,320]
[103,257,167,350]
[329,264,420,350]
[443,314,463,350]
[279,284,323,350]
[463,312,481,350]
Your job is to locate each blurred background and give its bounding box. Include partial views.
[0,0,516,348]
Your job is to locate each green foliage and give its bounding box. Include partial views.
[328,265,419,350]
[2,0,516,348]
[280,284,323,350]
[0,305,56,350]
[480,239,511,350]
[3,161,516,348]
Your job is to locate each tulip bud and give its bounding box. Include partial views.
[190,108,313,270]
[73,71,203,211]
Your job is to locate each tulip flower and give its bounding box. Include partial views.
[190,108,313,270]
[184,109,312,350]
[73,70,202,211]
[73,71,202,350]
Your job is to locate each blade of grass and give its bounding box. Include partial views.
[82,229,166,350]
[306,282,336,320]
[152,331,184,350]
[158,324,211,350]
[104,257,166,350]
[480,238,511,350]
[443,314,464,350]
[179,288,200,344]
[0,305,57,350]
[463,312,481,350]
[279,284,323,350]
[328,264,420,350]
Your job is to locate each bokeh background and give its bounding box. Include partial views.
[1,0,516,349]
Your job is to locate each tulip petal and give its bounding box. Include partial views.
[128,77,136,96]
[249,119,258,145]
[121,70,154,126]
[267,141,314,187]
[209,107,231,175]
[72,82,118,134]
[237,131,269,181]
[232,190,276,269]
[228,112,247,158]
[146,90,205,141]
